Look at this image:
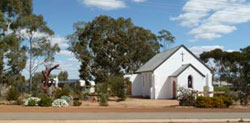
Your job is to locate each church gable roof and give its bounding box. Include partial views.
[136,45,182,73]
[170,64,205,77]
[136,45,212,73]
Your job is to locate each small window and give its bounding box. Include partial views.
[188,75,193,88]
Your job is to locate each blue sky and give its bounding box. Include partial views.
[29,0,250,79]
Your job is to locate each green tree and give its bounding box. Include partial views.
[157,29,175,50]
[68,15,170,83]
[12,14,60,93]
[58,71,68,81]
[0,0,32,87]
[200,46,250,105]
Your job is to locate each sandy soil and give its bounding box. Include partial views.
[0,98,249,113]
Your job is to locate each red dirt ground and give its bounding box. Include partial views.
[0,98,249,113]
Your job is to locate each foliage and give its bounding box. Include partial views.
[12,14,59,93]
[0,0,30,87]
[157,29,175,50]
[96,83,109,95]
[99,93,109,106]
[60,95,71,103]
[194,96,232,108]
[108,76,130,101]
[31,72,44,96]
[6,86,20,101]
[68,15,174,83]
[73,100,82,106]
[17,97,24,105]
[28,99,37,106]
[38,95,53,107]
[195,96,213,108]
[55,88,70,99]
[214,86,231,92]
[52,99,69,107]
[200,46,250,106]
[177,87,196,106]
[58,71,68,81]
[217,95,233,107]
[24,97,41,106]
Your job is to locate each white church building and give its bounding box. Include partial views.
[126,45,213,99]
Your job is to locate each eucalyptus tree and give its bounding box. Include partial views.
[200,46,250,105]
[0,0,32,86]
[157,29,175,50]
[68,15,174,83]
[12,14,60,93]
[58,71,68,81]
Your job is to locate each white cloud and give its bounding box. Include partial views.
[190,45,224,56]
[78,0,126,10]
[173,0,250,41]
[58,50,74,57]
[50,35,69,49]
[68,57,78,62]
[132,0,146,3]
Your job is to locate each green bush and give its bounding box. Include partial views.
[99,93,108,106]
[73,100,82,106]
[55,89,70,99]
[108,76,129,101]
[217,95,233,107]
[194,96,233,108]
[96,83,108,95]
[195,96,213,108]
[178,87,196,106]
[214,86,231,92]
[39,95,53,107]
[212,97,226,108]
[28,99,37,106]
[6,87,20,101]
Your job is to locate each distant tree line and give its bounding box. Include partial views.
[200,46,250,104]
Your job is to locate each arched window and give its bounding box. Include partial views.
[188,75,193,88]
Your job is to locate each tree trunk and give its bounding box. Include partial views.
[29,38,33,94]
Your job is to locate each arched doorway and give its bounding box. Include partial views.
[188,75,193,88]
[173,81,176,99]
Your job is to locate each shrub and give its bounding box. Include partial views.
[55,89,70,99]
[28,99,37,106]
[107,76,129,101]
[24,97,40,106]
[99,93,108,106]
[212,96,226,108]
[178,87,196,106]
[194,96,233,108]
[217,95,233,108]
[73,100,82,106]
[214,86,231,92]
[39,95,53,107]
[17,97,24,105]
[6,87,20,101]
[52,99,69,107]
[195,96,213,108]
[96,83,108,95]
[60,95,71,103]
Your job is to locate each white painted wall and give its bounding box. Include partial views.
[125,72,153,98]
[141,72,152,98]
[177,66,205,92]
[124,74,142,96]
[153,47,213,99]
